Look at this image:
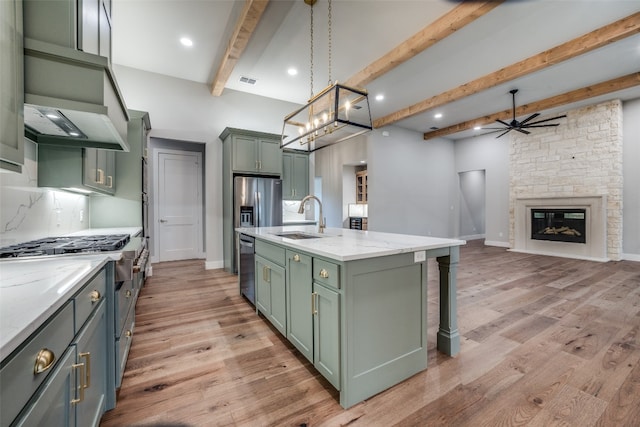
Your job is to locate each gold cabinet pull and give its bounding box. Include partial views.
[293,254,300,262]
[90,290,101,302]
[106,175,113,188]
[79,352,91,388]
[263,266,270,283]
[96,168,105,184]
[34,348,55,374]
[312,292,318,315]
[319,269,329,279]
[71,362,86,404]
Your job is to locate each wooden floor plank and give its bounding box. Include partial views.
[100,240,640,426]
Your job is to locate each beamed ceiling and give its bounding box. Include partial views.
[112,0,640,140]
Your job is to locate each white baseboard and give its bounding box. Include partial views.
[484,240,510,248]
[458,234,485,241]
[622,253,640,262]
[205,260,224,270]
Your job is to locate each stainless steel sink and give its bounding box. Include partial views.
[273,232,325,240]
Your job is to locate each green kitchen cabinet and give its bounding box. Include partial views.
[282,152,309,200]
[0,0,24,173]
[220,127,282,175]
[38,145,115,195]
[24,0,112,60]
[84,148,116,194]
[313,282,340,389]
[255,255,286,336]
[286,250,313,362]
[284,248,340,389]
[1,267,110,427]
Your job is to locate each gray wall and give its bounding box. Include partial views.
[367,127,457,238]
[623,98,640,258]
[454,133,510,246]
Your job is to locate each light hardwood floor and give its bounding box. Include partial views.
[100,240,640,426]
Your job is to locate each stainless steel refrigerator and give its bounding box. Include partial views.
[234,176,282,302]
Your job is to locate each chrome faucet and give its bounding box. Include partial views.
[298,195,326,233]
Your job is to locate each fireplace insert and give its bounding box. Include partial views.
[531,208,586,244]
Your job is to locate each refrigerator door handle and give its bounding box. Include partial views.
[255,191,260,226]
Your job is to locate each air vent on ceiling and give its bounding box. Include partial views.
[239,76,257,85]
[430,126,439,130]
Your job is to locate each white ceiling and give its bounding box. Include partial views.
[112,0,640,140]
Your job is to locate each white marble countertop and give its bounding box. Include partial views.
[0,227,141,361]
[0,253,121,361]
[236,225,465,262]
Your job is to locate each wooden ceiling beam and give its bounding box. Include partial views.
[211,0,269,96]
[421,72,640,140]
[344,1,503,89]
[374,12,640,129]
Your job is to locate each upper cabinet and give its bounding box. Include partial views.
[282,151,309,200]
[356,170,368,204]
[38,145,116,195]
[0,0,24,173]
[220,127,282,175]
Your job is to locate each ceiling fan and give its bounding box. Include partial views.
[483,89,567,138]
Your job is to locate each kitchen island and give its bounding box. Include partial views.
[236,225,465,409]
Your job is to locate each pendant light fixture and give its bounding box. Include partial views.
[281,0,372,153]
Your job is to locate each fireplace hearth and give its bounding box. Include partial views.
[531,208,586,244]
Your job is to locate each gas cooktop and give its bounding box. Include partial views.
[0,234,131,258]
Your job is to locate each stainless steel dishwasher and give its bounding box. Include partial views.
[238,234,256,304]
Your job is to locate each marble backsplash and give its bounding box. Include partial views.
[0,139,88,247]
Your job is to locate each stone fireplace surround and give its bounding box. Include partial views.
[508,100,623,262]
[513,196,607,261]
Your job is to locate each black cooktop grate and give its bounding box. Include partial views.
[0,234,130,258]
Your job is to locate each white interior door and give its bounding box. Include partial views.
[156,150,203,261]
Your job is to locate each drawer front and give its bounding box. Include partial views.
[313,258,340,289]
[74,269,107,333]
[0,302,74,427]
[115,304,135,388]
[116,280,135,336]
[255,239,286,266]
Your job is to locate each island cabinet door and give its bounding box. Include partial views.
[255,255,286,336]
[286,251,313,362]
[313,282,340,390]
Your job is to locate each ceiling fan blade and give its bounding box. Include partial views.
[519,113,540,125]
[496,119,512,128]
[514,128,531,135]
[482,126,509,130]
[522,124,560,128]
[496,129,512,138]
[523,115,567,126]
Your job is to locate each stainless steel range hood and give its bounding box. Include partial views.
[23,38,130,151]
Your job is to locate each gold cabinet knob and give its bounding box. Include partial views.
[90,290,101,302]
[34,348,55,374]
[125,330,132,338]
[126,289,132,298]
[319,269,329,279]
[293,254,300,262]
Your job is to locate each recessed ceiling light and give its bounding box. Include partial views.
[375,94,384,101]
[180,37,193,47]
[360,160,366,164]
[287,68,298,76]
[474,126,481,131]
[434,113,443,119]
